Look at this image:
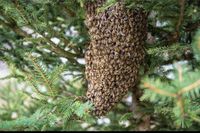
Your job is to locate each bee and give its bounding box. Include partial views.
[85,0,147,116]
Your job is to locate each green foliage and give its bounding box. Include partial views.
[192,30,200,61]
[0,81,35,121]
[0,82,94,131]
[97,0,117,13]
[25,53,65,97]
[141,57,200,128]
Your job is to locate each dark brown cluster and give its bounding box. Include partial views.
[84,0,147,116]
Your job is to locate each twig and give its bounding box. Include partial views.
[176,94,185,118]
[178,79,200,95]
[143,82,176,97]
[63,91,87,102]
[175,0,185,41]
[0,3,80,65]
[28,55,55,97]
[177,64,183,82]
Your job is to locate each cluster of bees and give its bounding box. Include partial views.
[84,0,147,116]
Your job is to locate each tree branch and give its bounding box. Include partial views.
[143,82,176,97]
[0,10,79,65]
[175,0,185,42]
[178,79,200,95]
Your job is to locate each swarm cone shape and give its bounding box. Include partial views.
[84,0,147,116]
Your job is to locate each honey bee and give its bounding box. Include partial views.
[85,0,147,116]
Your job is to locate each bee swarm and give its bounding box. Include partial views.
[84,0,147,116]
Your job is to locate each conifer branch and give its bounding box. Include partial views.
[189,115,200,123]
[0,74,24,80]
[63,91,87,102]
[177,65,183,82]
[25,73,49,98]
[175,0,185,42]
[27,55,55,97]
[0,6,80,65]
[0,14,29,37]
[176,95,185,118]
[143,82,176,97]
[178,79,200,95]
[60,3,76,17]
[12,0,81,64]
